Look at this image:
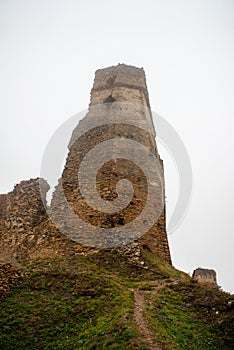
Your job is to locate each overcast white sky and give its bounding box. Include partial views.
[1,0,234,293]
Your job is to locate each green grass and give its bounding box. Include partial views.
[0,252,233,350]
[146,281,234,350]
[0,255,140,350]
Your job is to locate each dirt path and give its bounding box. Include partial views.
[134,289,162,350]
[133,280,180,349]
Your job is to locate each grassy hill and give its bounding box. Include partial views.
[0,250,233,350]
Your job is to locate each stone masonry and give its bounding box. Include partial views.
[51,64,171,264]
[0,64,171,265]
[193,268,218,287]
[0,179,48,257]
[0,178,77,260]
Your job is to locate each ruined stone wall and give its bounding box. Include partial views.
[0,194,7,236]
[0,64,171,265]
[91,64,150,105]
[5,178,49,233]
[51,64,171,264]
[193,268,217,287]
[0,178,91,261]
[0,178,51,258]
[0,194,7,219]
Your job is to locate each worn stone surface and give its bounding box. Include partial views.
[5,178,49,232]
[0,263,20,300]
[51,64,171,264]
[0,179,101,261]
[0,194,7,234]
[0,179,47,255]
[0,178,74,260]
[192,268,217,287]
[0,64,171,265]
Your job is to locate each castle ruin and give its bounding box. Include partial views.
[0,64,171,265]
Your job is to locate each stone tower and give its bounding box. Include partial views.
[51,64,171,264]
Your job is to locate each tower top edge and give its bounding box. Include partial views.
[92,63,147,92]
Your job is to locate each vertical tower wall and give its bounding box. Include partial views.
[51,64,171,264]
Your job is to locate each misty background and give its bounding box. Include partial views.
[0,0,234,292]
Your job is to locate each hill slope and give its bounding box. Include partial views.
[0,250,233,350]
